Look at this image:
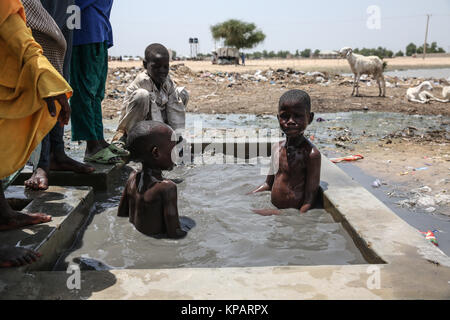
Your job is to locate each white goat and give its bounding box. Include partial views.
[340,47,386,97]
[406,81,449,104]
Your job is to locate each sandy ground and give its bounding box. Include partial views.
[102,59,449,216]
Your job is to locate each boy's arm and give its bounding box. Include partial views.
[300,148,321,213]
[249,175,274,194]
[161,182,187,239]
[248,142,279,194]
[118,173,134,217]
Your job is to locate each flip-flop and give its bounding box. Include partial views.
[108,141,130,156]
[84,147,124,165]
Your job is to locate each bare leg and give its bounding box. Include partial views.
[24,167,49,191]
[50,150,95,173]
[0,245,41,268]
[0,184,52,231]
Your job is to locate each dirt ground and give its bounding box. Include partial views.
[104,57,450,119]
[102,58,449,215]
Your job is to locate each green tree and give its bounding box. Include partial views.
[300,49,311,58]
[406,43,417,56]
[313,49,320,57]
[211,19,266,50]
[395,50,404,57]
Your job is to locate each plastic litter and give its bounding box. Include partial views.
[330,154,364,163]
[371,179,382,188]
[420,230,438,246]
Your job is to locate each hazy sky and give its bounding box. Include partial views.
[108,0,450,57]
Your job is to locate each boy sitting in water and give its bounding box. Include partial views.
[250,90,321,215]
[112,43,188,147]
[118,121,187,239]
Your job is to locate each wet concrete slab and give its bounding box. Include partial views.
[0,186,94,271]
[12,163,125,192]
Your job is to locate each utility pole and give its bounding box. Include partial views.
[423,14,431,59]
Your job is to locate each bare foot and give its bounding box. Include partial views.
[0,245,41,268]
[252,209,282,216]
[0,211,52,231]
[24,168,48,191]
[50,152,95,174]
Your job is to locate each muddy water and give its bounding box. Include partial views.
[186,111,448,149]
[56,162,366,270]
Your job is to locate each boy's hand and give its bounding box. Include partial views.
[44,94,71,127]
[299,204,312,214]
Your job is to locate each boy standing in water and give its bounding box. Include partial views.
[118,121,187,239]
[250,90,321,215]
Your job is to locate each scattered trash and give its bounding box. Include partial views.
[420,230,438,246]
[414,167,429,171]
[398,192,450,210]
[371,179,382,188]
[316,117,326,122]
[425,207,436,213]
[330,154,364,163]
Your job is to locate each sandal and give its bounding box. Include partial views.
[84,147,125,165]
[108,141,130,156]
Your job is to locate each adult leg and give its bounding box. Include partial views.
[0,184,51,231]
[49,123,95,173]
[0,183,48,267]
[70,43,122,163]
[24,134,50,190]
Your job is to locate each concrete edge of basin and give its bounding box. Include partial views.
[319,155,450,267]
[1,186,94,272]
[1,156,450,300]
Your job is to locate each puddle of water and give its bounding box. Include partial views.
[56,162,366,270]
[337,162,450,256]
[187,112,448,150]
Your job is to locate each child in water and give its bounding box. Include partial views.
[250,89,321,215]
[118,120,187,238]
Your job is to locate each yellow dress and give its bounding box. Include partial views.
[0,0,72,179]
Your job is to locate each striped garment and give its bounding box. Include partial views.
[22,0,66,74]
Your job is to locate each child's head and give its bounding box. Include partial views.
[127,120,177,170]
[278,90,314,137]
[143,43,170,86]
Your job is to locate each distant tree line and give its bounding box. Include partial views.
[405,42,445,56]
[244,41,445,60]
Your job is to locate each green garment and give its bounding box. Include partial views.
[70,41,108,141]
